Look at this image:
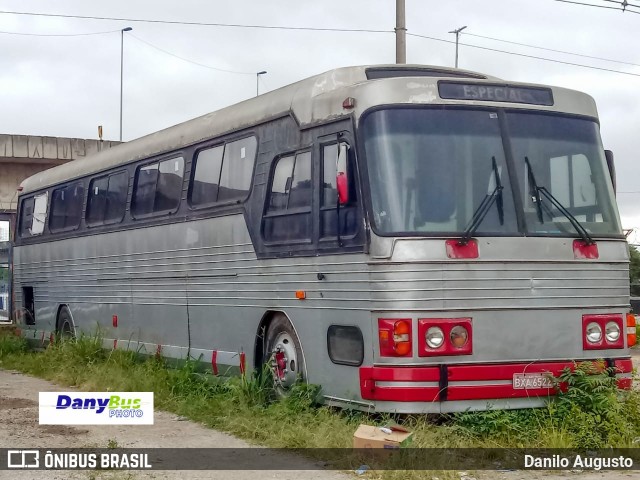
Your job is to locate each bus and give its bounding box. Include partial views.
[12,64,636,413]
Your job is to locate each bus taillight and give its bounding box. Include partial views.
[378,319,412,357]
[418,318,473,356]
[627,313,637,347]
[582,314,625,350]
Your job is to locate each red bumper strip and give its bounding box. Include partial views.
[359,366,440,402]
[447,384,555,401]
[614,358,633,374]
[360,358,633,402]
[447,361,574,382]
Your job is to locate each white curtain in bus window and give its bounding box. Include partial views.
[190,145,224,206]
[31,192,48,236]
[218,137,257,202]
[49,183,83,232]
[549,155,598,222]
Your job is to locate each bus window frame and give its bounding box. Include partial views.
[48,182,85,234]
[187,134,259,210]
[131,153,186,220]
[86,170,129,228]
[261,149,314,245]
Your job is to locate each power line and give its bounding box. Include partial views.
[0,10,392,34]
[554,0,625,10]
[601,0,640,10]
[129,34,255,75]
[463,32,640,68]
[407,32,640,78]
[0,28,120,37]
[554,0,640,13]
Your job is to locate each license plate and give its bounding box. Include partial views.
[512,373,554,390]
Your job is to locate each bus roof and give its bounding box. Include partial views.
[19,64,596,195]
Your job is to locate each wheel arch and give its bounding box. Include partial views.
[253,310,308,380]
[55,304,76,336]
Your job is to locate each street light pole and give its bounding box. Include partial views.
[256,71,267,97]
[120,27,133,142]
[395,0,406,64]
[448,25,467,68]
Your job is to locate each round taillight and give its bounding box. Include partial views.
[605,321,620,343]
[394,342,411,356]
[586,322,602,344]
[450,325,469,348]
[426,326,444,349]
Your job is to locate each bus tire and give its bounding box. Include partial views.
[264,314,305,398]
[57,306,75,340]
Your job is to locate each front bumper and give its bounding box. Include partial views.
[360,358,633,404]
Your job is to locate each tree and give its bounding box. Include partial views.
[630,244,640,297]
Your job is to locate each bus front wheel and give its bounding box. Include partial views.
[264,315,305,398]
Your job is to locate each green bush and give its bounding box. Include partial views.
[0,332,27,357]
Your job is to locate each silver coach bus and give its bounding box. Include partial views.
[12,65,635,413]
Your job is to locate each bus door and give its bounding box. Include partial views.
[315,128,365,254]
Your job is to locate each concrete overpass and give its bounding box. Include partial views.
[0,134,120,239]
[0,134,120,321]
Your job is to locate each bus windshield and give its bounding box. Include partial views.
[507,112,621,236]
[362,108,621,237]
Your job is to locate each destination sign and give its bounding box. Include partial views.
[438,82,554,106]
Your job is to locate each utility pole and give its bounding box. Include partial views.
[449,25,467,68]
[395,0,406,64]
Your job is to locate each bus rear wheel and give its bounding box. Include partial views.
[57,307,75,340]
[264,315,305,398]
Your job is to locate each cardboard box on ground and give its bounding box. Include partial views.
[353,424,413,449]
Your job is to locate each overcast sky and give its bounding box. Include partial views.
[1,0,639,234]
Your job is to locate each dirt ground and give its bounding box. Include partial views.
[0,356,639,480]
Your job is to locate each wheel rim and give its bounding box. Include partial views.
[270,332,299,391]
[61,319,73,339]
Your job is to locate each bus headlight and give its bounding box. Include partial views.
[585,322,602,344]
[426,327,444,349]
[605,321,620,343]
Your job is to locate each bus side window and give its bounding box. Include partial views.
[49,182,84,233]
[190,145,224,206]
[218,137,257,203]
[19,197,35,238]
[87,171,129,226]
[132,157,184,216]
[263,151,312,242]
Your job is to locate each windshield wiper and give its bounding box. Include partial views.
[524,156,594,245]
[459,156,504,245]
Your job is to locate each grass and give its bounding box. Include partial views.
[1,329,639,478]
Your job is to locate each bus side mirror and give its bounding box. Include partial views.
[605,149,616,194]
[336,142,349,205]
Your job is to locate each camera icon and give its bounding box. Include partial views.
[7,450,39,469]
